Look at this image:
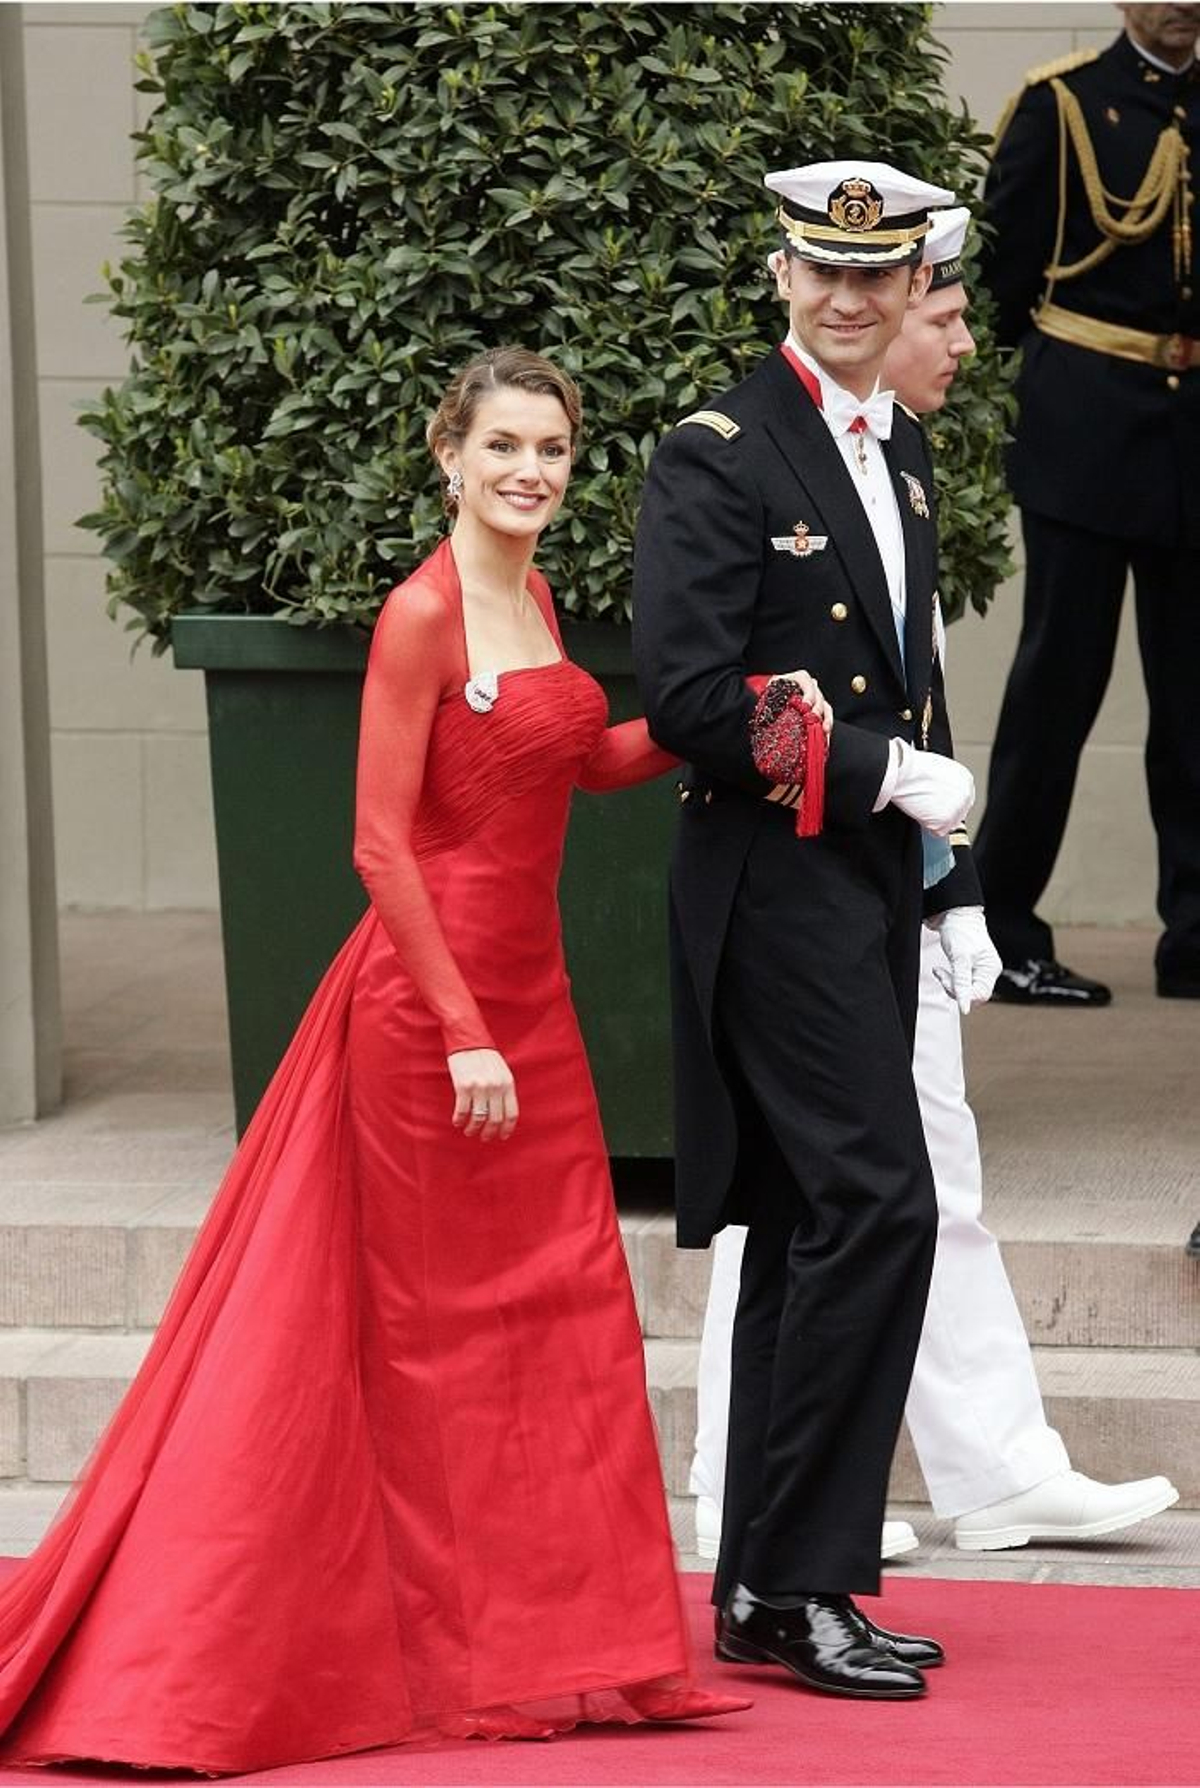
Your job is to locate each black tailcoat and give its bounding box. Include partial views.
[632,346,982,1596]
[632,346,978,1250]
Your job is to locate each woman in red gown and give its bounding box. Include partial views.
[0,348,749,1773]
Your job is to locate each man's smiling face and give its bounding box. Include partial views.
[776,253,932,396]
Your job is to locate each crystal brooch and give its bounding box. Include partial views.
[463,670,500,714]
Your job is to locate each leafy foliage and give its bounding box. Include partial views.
[81,1,1011,644]
[926,235,1017,625]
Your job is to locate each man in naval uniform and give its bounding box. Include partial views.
[976,2,1200,1005]
[687,207,1178,1573]
[633,162,986,1701]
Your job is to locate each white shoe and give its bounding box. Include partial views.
[692,1496,918,1564]
[881,1518,919,1559]
[695,1494,721,1560]
[954,1470,1179,1552]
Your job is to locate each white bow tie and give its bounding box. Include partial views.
[823,386,895,442]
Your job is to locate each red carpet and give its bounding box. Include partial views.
[0,1570,1194,1786]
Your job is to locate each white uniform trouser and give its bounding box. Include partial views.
[690,925,1070,1520]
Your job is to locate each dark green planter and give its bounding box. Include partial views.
[172,614,369,1135]
[173,613,674,1154]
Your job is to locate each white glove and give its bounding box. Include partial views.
[927,906,1002,1014]
[888,741,975,836]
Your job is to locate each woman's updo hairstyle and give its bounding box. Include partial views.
[427,347,583,515]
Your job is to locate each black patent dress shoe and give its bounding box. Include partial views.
[848,1604,944,1668]
[715,1585,926,1699]
[992,958,1112,1007]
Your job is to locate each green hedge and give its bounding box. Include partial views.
[82,1,1012,645]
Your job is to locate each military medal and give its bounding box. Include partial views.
[901,472,929,517]
[921,588,939,749]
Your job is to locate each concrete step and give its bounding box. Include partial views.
[3,1190,1195,1350]
[664,1493,1200,1586]
[0,1185,208,1331]
[622,1213,1200,1350]
[645,1337,1200,1508]
[2,1483,1198,1586]
[0,1485,69,1558]
[3,1325,1196,1526]
[0,1328,151,1484]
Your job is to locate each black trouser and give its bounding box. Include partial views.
[711,810,937,1605]
[976,510,1200,983]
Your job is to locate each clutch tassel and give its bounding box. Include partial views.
[747,674,827,839]
[797,709,826,838]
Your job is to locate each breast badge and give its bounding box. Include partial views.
[901,472,930,518]
[770,520,829,557]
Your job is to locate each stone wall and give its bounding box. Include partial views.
[20,1,1156,925]
[22,1,216,911]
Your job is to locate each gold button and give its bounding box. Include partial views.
[830,602,848,622]
[899,706,913,722]
[1175,105,1187,120]
[1184,285,1194,300]
[1168,374,1181,390]
[678,784,691,804]
[704,789,713,805]
[850,674,867,696]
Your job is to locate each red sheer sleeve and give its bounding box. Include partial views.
[525,570,679,794]
[352,575,497,1056]
[576,719,680,793]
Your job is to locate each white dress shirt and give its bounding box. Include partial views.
[785,335,908,807]
[786,335,906,637]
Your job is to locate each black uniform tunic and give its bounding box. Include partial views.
[633,346,976,1598]
[976,31,1200,985]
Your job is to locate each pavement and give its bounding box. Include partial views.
[0,911,1196,1588]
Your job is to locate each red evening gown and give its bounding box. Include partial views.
[0,540,745,1774]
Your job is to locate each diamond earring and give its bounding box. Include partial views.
[446,469,464,503]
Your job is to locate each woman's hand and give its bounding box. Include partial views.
[776,670,833,738]
[448,1048,519,1142]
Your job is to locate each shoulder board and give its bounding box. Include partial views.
[993,48,1099,147]
[676,409,741,441]
[1025,46,1099,87]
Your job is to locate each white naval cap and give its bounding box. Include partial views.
[764,160,956,267]
[922,205,971,289]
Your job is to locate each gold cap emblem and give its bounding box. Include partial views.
[827,176,884,234]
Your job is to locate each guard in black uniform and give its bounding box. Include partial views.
[633,162,988,1701]
[977,4,1200,1004]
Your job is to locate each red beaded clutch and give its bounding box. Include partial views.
[747,675,827,838]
